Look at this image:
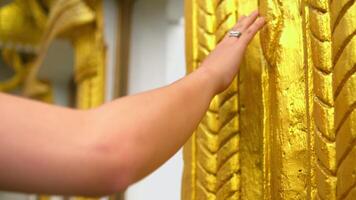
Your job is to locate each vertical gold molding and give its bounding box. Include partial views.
[74,0,105,109]
[182,0,198,199]
[301,2,316,199]
[260,1,309,199]
[236,1,265,199]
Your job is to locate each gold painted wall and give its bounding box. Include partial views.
[182,0,356,199]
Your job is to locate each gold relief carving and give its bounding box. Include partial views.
[183,0,356,199]
[306,0,336,199]
[261,1,309,199]
[183,1,240,200]
[333,0,356,199]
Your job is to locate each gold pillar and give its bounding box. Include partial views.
[182,0,356,199]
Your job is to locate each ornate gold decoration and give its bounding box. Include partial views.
[22,0,97,98]
[0,0,105,104]
[0,0,44,50]
[72,0,105,109]
[183,1,240,199]
[183,0,356,199]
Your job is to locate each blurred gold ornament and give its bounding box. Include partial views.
[0,0,105,106]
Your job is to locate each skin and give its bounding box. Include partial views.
[0,11,266,197]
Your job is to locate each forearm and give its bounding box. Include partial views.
[0,10,265,196]
[90,67,218,188]
[0,93,101,195]
[0,67,217,196]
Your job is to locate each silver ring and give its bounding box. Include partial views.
[229,30,242,38]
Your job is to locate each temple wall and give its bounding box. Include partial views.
[182,0,356,199]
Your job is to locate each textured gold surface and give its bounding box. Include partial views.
[183,0,356,199]
[183,1,240,199]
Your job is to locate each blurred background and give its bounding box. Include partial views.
[0,0,185,199]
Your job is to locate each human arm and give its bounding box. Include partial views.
[0,11,265,196]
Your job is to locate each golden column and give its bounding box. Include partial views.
[182,0,356,199]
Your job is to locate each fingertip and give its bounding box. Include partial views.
[250,10,259,16]
[238,15,247,22]
[257,17,266,25]
[242,10,260,28]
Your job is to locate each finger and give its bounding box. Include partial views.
[239,17,266,45]
[238,10,260,32]
[223,15,247,40]
[238,15,247,23]
[230,11,256,33]
[226,10,259,42]
[225,10,259,41]
[230,15,247,32]
[232,15,247,30]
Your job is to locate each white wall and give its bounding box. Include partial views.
[39,39,74,107]
[126,0,185,200]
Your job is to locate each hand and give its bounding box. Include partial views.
[200,10,266,93]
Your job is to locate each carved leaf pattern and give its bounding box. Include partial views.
[306,0,337,199]
[184,0,356,199]
[183,0,240,200]
[332,0,356,199]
